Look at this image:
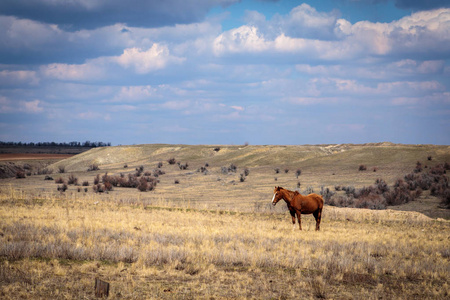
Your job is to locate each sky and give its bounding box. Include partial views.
[0,0,449,146]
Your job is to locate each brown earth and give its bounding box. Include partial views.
[0,153,74,161]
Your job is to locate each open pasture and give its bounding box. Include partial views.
[0,143,449,299]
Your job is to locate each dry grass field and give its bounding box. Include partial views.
[0,143,449,299]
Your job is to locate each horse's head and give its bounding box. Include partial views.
[271,186,284,206]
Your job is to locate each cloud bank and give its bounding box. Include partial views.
[0,1,449,145]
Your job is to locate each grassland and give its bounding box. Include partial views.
[0,143,449,299]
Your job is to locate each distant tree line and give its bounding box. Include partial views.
[0,141,111,147]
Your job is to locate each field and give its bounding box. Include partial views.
[0,143,449,299]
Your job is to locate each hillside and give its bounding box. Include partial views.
[50,143,450,178]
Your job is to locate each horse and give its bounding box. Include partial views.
[271,186,323,231]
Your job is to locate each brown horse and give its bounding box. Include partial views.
[271,186,323,231]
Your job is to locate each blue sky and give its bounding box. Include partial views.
[0,0,449,145]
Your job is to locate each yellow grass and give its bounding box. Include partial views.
[0,188,449,299]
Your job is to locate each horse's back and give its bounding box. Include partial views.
[307,193,324,209]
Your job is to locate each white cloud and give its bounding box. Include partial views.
[213,7,450,60]
[115,44,185,74]
[0,70,39,86]
[21,99,44,113]
[109,85,157,103]
[213,25,270,55]
[42,62,104,81]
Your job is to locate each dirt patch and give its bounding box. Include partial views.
[0,154,74,161]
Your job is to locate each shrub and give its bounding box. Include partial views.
[94,174,100,185]
[104,181,113,192]
[137,176,158,191]
[414,161,422,173]
[296,169,302,178]
[197,166,208,174]
[67,174,78,185]
[44,175,53,181]
[137,178,148,191]
[320,186,335,203]
[178,162,189,170]
[342,186,356,197]
[284,169,289,174]
[15,171,26,179]
[153,169,165,177]
[174,179,180,184]
[55,177,65,184]
[274,168,280,174]
[354,194,386,210]
[359,165,367,171]
[385,180,417,206]
[240,174,246,182]
[213,147,220,152]
[87,164,99,172]
[82,181,89,186]
[124,164,128,168]
[37,167,53,175]
[244,168,250,176]
[58,166,65,173]
[427,156,432,161]
[157,162,163,168]
[104,173,119,186]
[57,184,68,192]
[93,184,104,193]
[167,158,177,165]
[303,186,315,194]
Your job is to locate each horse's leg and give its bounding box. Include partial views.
[290,210,296,230]
[296,210,302,230]
[314,209,322,231]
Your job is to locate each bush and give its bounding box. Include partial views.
[44,175,53,181]
[137,176,158,191]
[414,161,422,173]
[157,162,163,168]
[320,186,335,203]
[15,171,26,179]
[244,168,250,176]
[58,166,65,173]
[87,164,99,172]
[178,162,189,170]
[213,147,220,152]
[153,169,165,177]
[104,181,113,192]
[82,181,89,186]
[167,158,177,165]
[93,184,104,193]
[94,174,100,185]
[296,169,302,178]
[57,184,68,192]
[359,165,367,171]
[37,167,53,175]
[67,174,78,185]
[240,174,246,182]
[274,168,280,174]
[55,177,65,184]
[284,169,289,174]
